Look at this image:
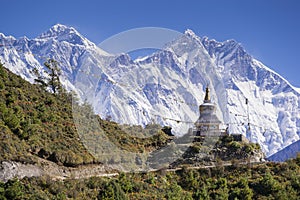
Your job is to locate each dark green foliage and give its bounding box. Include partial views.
[118,172,134,193]
[98,180,128,200]
[0,157,298,199]
[2,179,24,200]
[229,177,253,200]
[43,59,62,94]
[97,119,171,154]
[0,61,171,167]
[162,126,173,136]
[31,67,47,90]
[0,62,94,166]
[32,59,62,94]
[177,134,261,168]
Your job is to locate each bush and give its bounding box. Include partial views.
[229,141,242,150]
[243,144,254,154]
[4,179,24,200]
[98,180,128,200]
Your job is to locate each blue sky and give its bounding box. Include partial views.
[1,0,300,87]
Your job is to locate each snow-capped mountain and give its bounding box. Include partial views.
[267,140,300,162]
[200,35,300,155]
[0,24,299,157]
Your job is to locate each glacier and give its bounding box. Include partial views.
[0,24,299,157]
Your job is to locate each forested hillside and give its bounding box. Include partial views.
[0,62,169,167]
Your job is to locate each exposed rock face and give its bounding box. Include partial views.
[0,161,43,183]
[0,159,116,183]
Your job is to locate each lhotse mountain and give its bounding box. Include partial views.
[0,24,299,157]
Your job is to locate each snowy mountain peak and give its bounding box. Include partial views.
[0,33,16,42]
[200,35,251,70]
[38,24,77,38]
[51,23,73,31]
[201,36,240,51]
[37,24,92,47]
[183,29,202,42]
[184,29,197,37]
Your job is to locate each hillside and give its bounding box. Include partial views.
[0,61,94,166]
[1,156,299,199]
[0,61,170,169]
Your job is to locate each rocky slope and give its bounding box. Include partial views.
[0,159,116,183]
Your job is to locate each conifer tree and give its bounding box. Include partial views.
[44,58,62,94]
[31,58,62,94]
[31,67,47,90]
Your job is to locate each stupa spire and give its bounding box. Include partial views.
[204,86,211,103]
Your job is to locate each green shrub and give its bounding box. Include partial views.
[229,141,242,150]
[98,180,128,200]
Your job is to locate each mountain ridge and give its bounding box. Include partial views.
[0,24,299,157]
[267,140,300,162]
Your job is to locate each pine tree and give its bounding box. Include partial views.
[31,58,63,94]
[31,67,47,90]
[44,59,62,94]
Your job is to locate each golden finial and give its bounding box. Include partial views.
[204,86,210,103]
